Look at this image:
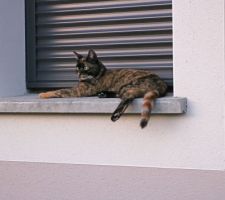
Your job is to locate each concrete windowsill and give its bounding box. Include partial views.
[0,94,187,114]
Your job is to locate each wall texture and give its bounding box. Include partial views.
[0,0,26,97]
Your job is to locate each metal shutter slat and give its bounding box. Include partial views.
[36,0,172,14]
[37,23,172,38]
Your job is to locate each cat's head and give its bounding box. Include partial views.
[73,49,106,82]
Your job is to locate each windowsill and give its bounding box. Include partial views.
[0,94,187,114]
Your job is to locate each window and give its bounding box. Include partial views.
[25,0,173,90]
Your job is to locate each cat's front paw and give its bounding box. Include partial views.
[39,91,56,99]
[39,92,50,99]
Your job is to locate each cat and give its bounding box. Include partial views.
[39,49,167,128]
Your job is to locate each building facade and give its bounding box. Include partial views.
[0,0,225,199]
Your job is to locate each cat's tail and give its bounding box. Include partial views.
[140,90,159,129]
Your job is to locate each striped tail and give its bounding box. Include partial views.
[140,90,159,129]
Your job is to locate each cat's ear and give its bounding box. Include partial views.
[73,51,83,60]
[87,49,98,60]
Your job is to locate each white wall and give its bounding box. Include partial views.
[0,0,224,171]
[0,0,26,97]
[172,0,225,170]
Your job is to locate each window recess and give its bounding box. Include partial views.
[25,0,173,90]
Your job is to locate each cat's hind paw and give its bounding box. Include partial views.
[111,112,121,122]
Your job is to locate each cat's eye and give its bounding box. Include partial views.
[84,66,89,71]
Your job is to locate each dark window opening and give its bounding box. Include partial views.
[25,0,173,91]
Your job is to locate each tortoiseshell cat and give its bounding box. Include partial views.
[39,49,167,128]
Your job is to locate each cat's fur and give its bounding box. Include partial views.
[39,49,167,128]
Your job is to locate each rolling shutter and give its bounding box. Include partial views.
[26,0,173,89]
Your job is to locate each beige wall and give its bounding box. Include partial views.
[0,161,225,200]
